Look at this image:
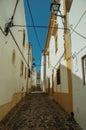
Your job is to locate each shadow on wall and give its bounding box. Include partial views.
[46,64,86,129]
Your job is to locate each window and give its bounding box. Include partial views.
[52,23,58,36]
[82,55,86,85]
[25,67,27,79]
[21,61,24,76]
[28,69,31,78]
[56,68,61,85]
[55,33,58,53]
[48,52,50,68]
[12,50,15,64]
[23,29,25,47]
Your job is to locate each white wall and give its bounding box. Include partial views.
[0,0,28,105]
[69,0,86,129]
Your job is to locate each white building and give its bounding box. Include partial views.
[41,0,86,129]
[41,0,73,113]
[31,65,37,88]
[69,0,86,129]
[0,0,32,120]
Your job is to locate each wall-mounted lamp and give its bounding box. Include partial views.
[50,1,65,19]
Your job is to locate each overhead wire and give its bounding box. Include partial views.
[9,29,35,75]
[11,0,19,20]
[71,10,86,34]
[71,27,86,40]
[26,0,42,51]
[13,24,69,31]
[9,29,29,67]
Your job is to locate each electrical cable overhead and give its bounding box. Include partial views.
[26,0,42,51]
[0,26,6,35]
[71,10,86,34]
[71,27,86,40]
[0,27,34,75]
[11,0,19,20]
[4,0,20,36]
[9,29,29,68]
[13,24,69,31]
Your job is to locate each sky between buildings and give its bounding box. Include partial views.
[24,0,52,72]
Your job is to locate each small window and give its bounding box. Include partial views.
[23,29,25,47]
[21,61,24,76]
[28,69,31,78]
[25,67,27,79]
[12,50,15,64]
[82,55,86,85]
[57,68,61,85]
[48,52,50,68]
[52,23,58,36]
[55,33,58,53]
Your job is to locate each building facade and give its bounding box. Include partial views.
[41,0,86,129]
[68,0,86,129]
[41,0,73,113]
[36,72,40,88]
[0,0,32,120]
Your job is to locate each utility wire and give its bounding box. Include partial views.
[9,29,35,75]
[0,26,5,35]
[11,0,19,20]
[0,27,34,75]
[71,10,86,34]
[52,52,65,70]
[26,0,42,51]
[9,29,30,68]
[13,24,69,30]
[71,27,86,40]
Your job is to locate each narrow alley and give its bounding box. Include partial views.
[0,89,81,130]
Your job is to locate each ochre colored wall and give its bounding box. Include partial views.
[0,92,25,121]
[54,92,72,113]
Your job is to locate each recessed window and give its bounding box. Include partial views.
[57,68,61,85]
[25,67,27,79]
[21,61,24,76]
[12,50,15,64]
[52,23,58,36]
[23,29,25,47]
[54,33,58,53]
[82,55,86,85]
[28,69,31,78]
[48,52,50,68]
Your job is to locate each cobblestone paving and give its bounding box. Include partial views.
[0,92,82,130]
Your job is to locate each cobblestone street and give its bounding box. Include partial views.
[0,91,82,130]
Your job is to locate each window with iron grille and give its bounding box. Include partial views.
[57,68,61,85]
[21,61,24,76]
[82,55,86,85]
[23,29,25,47]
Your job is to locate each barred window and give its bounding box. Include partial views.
[57,68,61,85]
[23,29,25,47]
[82,55,86,85]
[12,50,15,64]
[21,61,24,76]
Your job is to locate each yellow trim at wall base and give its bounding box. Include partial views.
[54,92,72,113]
[0,92,25,121]
[46,88,54,96]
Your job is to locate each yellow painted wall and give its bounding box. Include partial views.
[54,92,72,113]
[0,92,25,121]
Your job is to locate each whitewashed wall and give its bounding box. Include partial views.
[69,0,86,129]
[45,0,69,94]
[0,0,28,105]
